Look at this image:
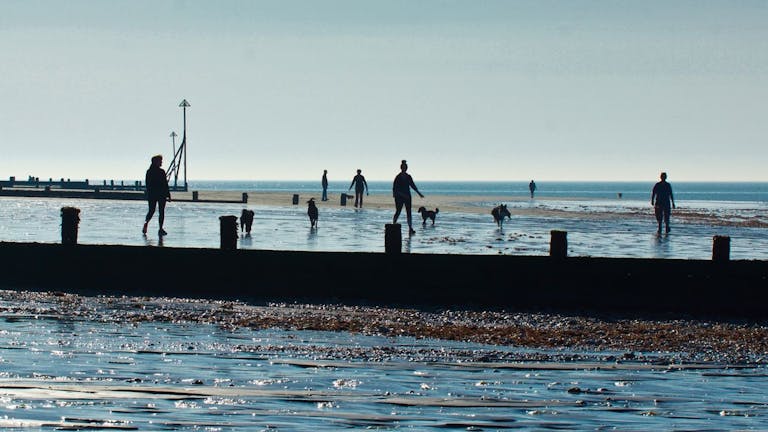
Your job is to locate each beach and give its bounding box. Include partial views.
[2,289,766,364]
[2,190,768,429]
[179,189,768,227]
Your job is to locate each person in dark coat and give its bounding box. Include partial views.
[143,155,171,236]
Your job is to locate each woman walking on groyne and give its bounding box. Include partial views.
[143,155,171,236]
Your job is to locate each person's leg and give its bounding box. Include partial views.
[405,198,414,234]
[144,200,157,234]
[158,200,166,227]
[393,198,404,224]
[664,208,671,233]
[654,207,663,233]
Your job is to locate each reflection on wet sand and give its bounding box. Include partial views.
[1,289,767,430]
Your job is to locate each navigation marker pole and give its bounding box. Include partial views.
[179,99,190,191]
[169,131,178,188]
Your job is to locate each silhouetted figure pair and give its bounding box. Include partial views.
[651,172,675,234]
[348,169,368,208]
[143,155,171,236]
[392,160,424,235]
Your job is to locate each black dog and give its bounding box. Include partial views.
[418,207,439,225]
[240,209,254,235]
[307,198,319,228]
[491,204,511,227]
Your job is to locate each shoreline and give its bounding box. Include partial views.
[2,188,767,228]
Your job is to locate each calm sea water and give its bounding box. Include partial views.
[190,180,768,202]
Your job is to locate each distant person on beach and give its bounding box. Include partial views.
[348,169,369,208]
[321,170,328,201]
[392,160,425,235]
[143,154,171,236]
[529,180,537,198]
[651,172,675,234]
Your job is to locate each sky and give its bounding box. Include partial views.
[1,0,766,182]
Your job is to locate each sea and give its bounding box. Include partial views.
[1,180,766,259]
[1,181,767,430]
[190,180,768,202]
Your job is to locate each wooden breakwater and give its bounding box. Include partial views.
[0,188,247,204]
[1,242,766,317]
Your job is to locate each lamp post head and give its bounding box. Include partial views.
[179,99,190,108]
[170,131,177,138]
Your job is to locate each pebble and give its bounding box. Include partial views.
[1,289,766,365]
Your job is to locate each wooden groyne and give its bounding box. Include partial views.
[1,242,766,317]
[0,188,247,204]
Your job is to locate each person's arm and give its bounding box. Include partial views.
[651,185,656,206]
[363,177,369,194]
[349,177,355,190]
[162,170,171,201]
[410,177,424,198]
[670,186,675,209]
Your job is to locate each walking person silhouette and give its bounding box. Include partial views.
[651,172,675,234]
[321,170,328,201]
[143,154,171,236]
[348,169,368,208]
[392,160,424,235]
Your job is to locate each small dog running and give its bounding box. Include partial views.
[240,209,254,235]
[491,204,511,227]
[307,198,319,228]
[418,207,439,226]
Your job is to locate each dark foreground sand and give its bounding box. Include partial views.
[2,289,766,365]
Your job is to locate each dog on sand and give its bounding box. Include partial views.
[491,204,511,227]
[418,207,439,225]
[307,198,319,228]
[240,209,254,235]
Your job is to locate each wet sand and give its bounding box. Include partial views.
[176,190,768,228]
[2,289,765,365]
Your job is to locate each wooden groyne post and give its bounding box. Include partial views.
[292,194,299,205]
[219,215,238,250]
[61,207,80,245]
[550,230,567,258]
[712,235,730,262]
[385,224,401,254]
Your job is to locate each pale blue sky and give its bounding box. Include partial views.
[1,0,766,181]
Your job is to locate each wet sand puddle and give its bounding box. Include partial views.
[2,197,768,259]
[1,313,767,430]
